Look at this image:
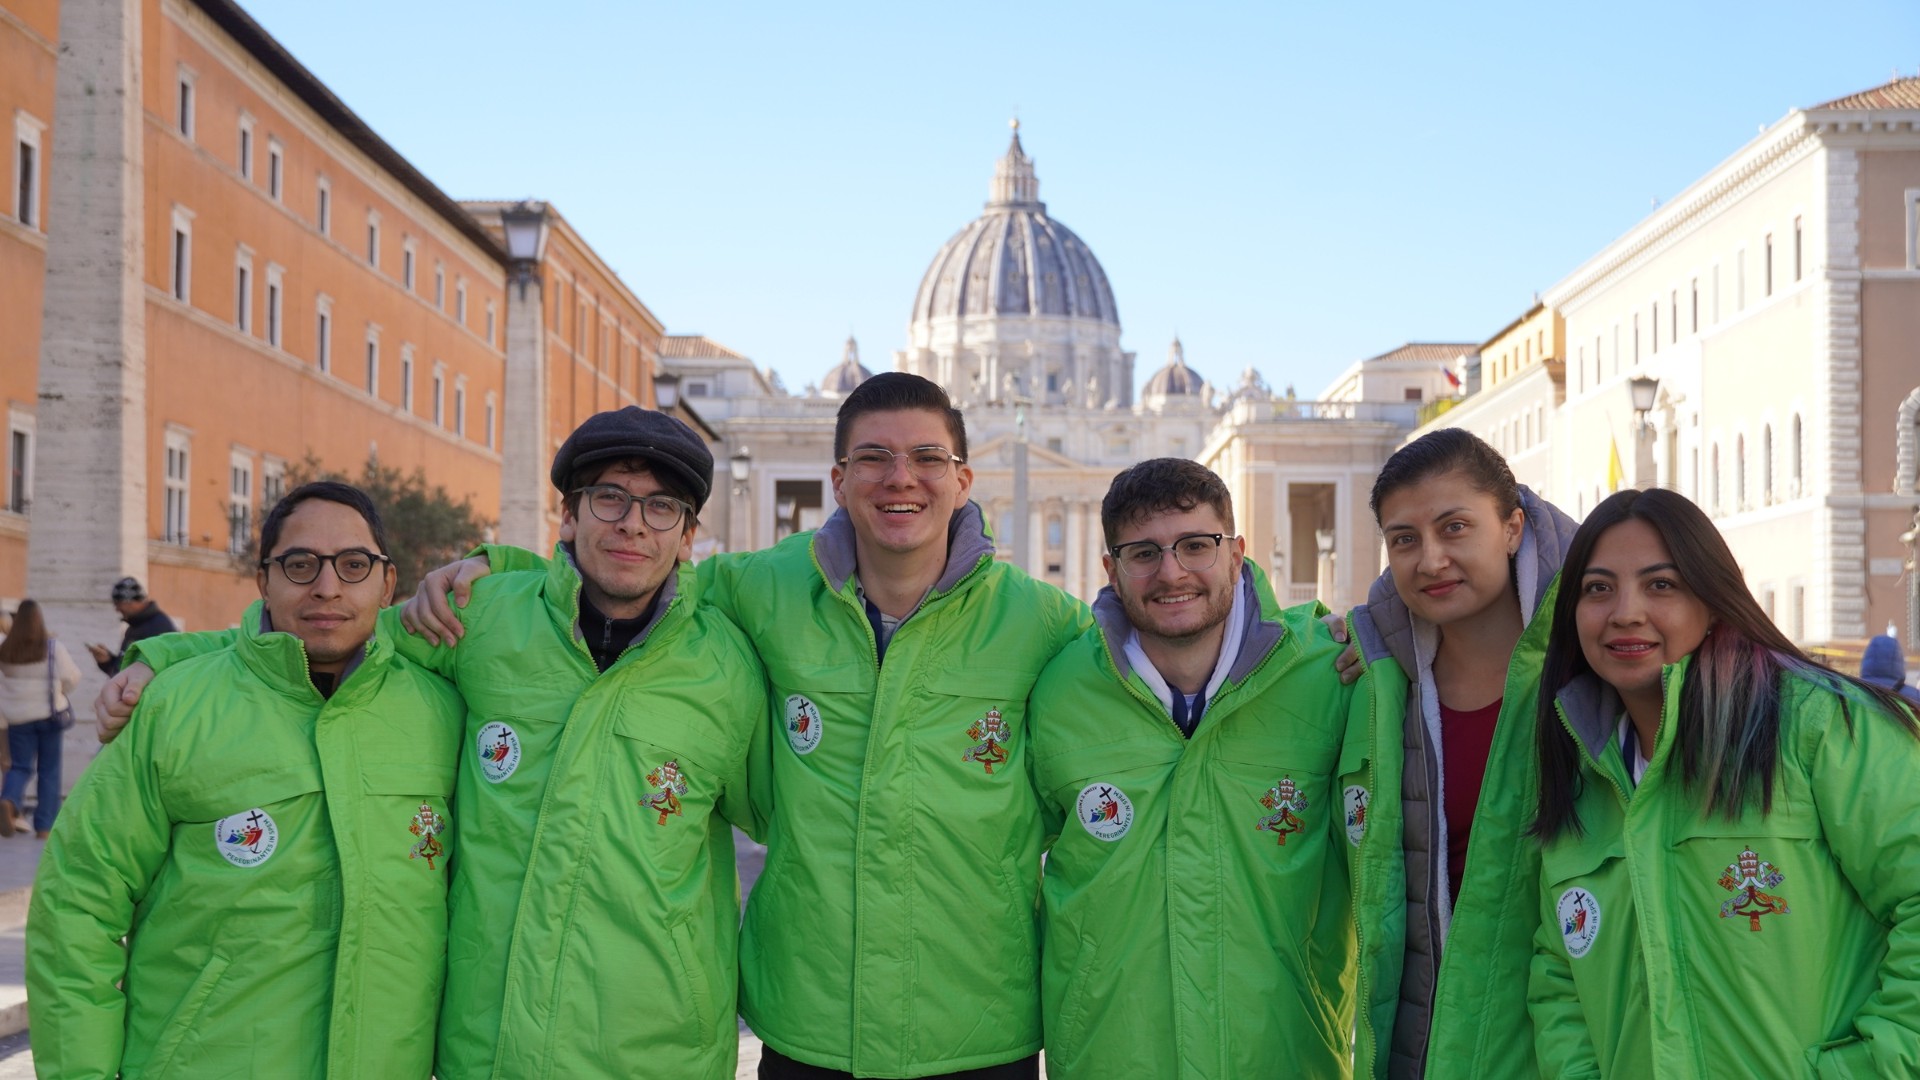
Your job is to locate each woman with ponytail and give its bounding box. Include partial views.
[1342,429,1578,1079]
[1529,488,1920,1077]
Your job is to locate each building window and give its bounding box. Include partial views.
[1790,414,1804,496]
[265,264,283,348]
[1633,313,1641,365]
[170,207,194,303]
[14,112,44,229]
[228,450,254,555]
[234,248,253,332]
[484,394,496,450]
[366,212,380,267]
[1790,583,1806,641]
[315,294,333,373]
[455,280,467,325]
[1761,424,1774,504]
[6,413,32,515]
[1737,247,1747,310]
[432,364,446,427]
[1669,290,1678,344]
[1690,278,1699,334]
[454,377,467,437]
[1404,387,1423,402]
[1764,233,1774,297]
[403,239,416,291]
[177,67,196,139]
[237,114,254,181]
[365,330,380,397]
[262,457,287,509]
[1793,216,1803,282]
[401,347,416,413]
[1710,443,1721,513]
[316,176,331,236]
[1735,435,1747,510]
[434,263,445,309]
[1650,303,1658,355]
[1908,189,1920,270]
[485,300,496,345]
[164,430,191,545]
[267,138,283,201]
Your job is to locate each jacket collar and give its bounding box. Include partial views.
[1352,484,1577,677]
[543,542,686,662]
[242,598,389,704]
[1092,558,1288,692]
[1552,654,1692,765]
[810,500,996,601]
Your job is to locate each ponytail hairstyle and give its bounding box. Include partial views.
[1531,488,1918,840]
[1370,427,1520,524]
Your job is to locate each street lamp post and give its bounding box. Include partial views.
[654,371,681,412]
[729,446,751,553]
[1629,375,1660,490]
[497,200,552,550]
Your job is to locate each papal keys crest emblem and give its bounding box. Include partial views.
[961,708,1010,774]
[1718,845,1790,931]
[1256,777,1309,845]
[640,760,690,825]
[408,802,446,869]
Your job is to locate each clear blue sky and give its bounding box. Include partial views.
[243,0,1918,397]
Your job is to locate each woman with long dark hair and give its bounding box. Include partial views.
[0,599,81,838]
[1530,488,1920,1076]
[1343,428,1577,1079]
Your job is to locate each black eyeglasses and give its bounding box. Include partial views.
[573,486,693,529]
[261,549,390,585]
[838,446,964,483]
[1109,534,1226,578]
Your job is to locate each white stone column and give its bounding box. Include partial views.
[1064,499,1087,603]
[1027,506,1044,577]
[27,0,148,690]
[498,272,549,550]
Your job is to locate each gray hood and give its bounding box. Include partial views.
[810,499,996,598]
[1091,560,1283,690]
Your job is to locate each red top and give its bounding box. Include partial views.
[1440,696,1503,907]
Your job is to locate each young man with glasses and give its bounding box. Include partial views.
[1028,458,1361,1078]
[404,373,1089,1079]
[31,482,465,1077]
[93,409,770,1079]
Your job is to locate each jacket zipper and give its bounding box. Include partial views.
[1349,611,1380,1078]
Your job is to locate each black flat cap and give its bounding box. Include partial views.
[550,407,714,511]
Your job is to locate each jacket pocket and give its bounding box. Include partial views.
[144,951,231,1079]
[669,917,717,1048]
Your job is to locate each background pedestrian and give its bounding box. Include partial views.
[0,599,80,838]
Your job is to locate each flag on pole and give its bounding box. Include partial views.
[1606,436,1626,493]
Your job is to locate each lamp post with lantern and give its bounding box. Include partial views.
[1629,375,1660,490]
[497,200,551,550]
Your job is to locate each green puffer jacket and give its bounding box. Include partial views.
[29,602,463,1079]
[123,553,768,1080]
[701,502,1089,1077]
[1031,561,1361,1079]
[1532,659,1920,1079]
[1343,486,1575,1080]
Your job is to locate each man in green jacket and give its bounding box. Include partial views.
[1030,458,1361,1079]
[411,374,1089,1078]
[30,481,465,1078]
[99,409,770,1079]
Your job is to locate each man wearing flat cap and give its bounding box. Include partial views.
[99,407,770,1080]
[86,577,175,676]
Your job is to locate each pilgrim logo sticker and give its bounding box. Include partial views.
[215,808,279,868]
[1076,783,1134,842]
[961,708,1010,774]
[1558,887,1602,959]
[1718,846,1790,931]
[640,760,690,825]
[476,721,522,783]
[785,695,824,756]
[1343,785,1370,847]
[1256,777,1309,846]
[408,802,446,869]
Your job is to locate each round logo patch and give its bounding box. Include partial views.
[214,808,279,868]
[785,694,824,756]
[476,721,522,784]
[1343,785,1370,847]
[1557,887,1602,959]
[1075,783,1135,843]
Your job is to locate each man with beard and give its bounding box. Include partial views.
[1028,458,1361,1079]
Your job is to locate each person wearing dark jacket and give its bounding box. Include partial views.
[1861,631,1920,705]
[86,577,174,676]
